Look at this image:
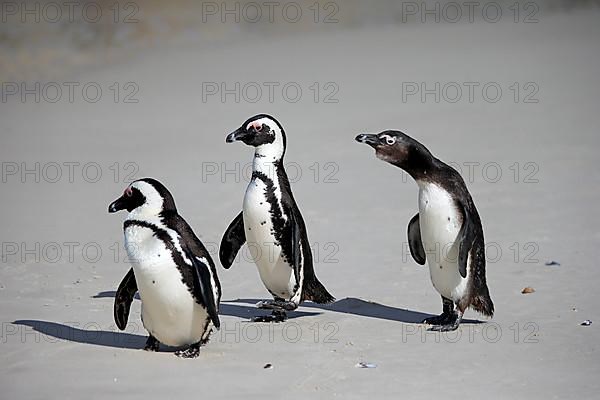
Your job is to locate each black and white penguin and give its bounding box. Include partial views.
[355,131,493,331]
[108,178,221,357]
[220,114,334,322]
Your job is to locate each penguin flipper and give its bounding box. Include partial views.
[287,207,335,304]
[114,268,137,331]
[457,205,475,278]
[407,213,426,265]
[289,209,302,287]
[182,245,221,330]
[219,212,245,269]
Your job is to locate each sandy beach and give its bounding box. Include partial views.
[1,4,600,399]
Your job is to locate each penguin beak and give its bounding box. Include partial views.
[355,133,381,147]
[226,128,249,143]
[108,196,127,213]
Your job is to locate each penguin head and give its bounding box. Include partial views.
[355,130,433,172]
[108,178,176,217]
[226,114,286,158]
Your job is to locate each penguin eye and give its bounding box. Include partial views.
[124,187,133,197]
[254,124,263,132]
[383,136,396,145]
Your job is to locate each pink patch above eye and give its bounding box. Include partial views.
[247,121,262,131]
[124,187,133,197]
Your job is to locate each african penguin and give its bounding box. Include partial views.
[108,178,221,357]
[220,114,335,322]
[356,131,493,331]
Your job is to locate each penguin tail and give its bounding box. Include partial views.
[471,289,494,318]
[304,277,335,304]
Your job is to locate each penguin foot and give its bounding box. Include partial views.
[143,335,160,352]
[175,343,201,359]
[428,322,460,332]
[422,313,457,326]
[252,310,287,323]
[256,300,297,311]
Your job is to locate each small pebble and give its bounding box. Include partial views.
[355,362,377,369]
[581,320,592,326]
[521,287,535,294]
[263,363,273,369]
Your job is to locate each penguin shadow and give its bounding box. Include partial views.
[227,297,484,325]
[92,291,322,321]
[94,290,140,300]
[12,319,147,350]
[92,292,482,324]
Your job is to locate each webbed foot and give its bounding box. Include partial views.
[175,342,201,359]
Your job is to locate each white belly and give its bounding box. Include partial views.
[418,182,468,301]
[242,178,296,299]
[125,225,209,347]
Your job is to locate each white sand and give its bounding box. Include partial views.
[1,9,600,399]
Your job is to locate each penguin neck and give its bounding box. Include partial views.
[402,164,434,182]
[394,153,442,183]
[253,141,285,178]
[126,208,162,223]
